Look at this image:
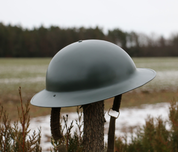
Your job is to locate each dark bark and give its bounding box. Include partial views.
[83,100,105,152]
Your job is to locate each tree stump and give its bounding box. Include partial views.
[83,100,105,152]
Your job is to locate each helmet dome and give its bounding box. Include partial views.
[31,40,156,107]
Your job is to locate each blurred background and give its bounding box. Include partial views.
[0,0,178,115]
[0,0,178,57]
[0,0,178,150]
[0,0,178,113]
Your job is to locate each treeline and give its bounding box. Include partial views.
[0,22,178,57]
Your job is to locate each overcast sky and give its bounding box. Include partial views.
[0,0,178,38]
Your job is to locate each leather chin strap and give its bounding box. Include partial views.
[50,108,67,151]
[50,107,63,141]
[107,94,122,152]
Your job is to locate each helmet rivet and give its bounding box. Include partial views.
[53,94,56,97]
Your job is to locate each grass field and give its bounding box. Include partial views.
[0,57,178,120]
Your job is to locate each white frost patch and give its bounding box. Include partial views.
[29,102,170,150]
[113,102,170,141]
[154,71,178,87]
[134,70,178,92]
[0,77,45,84]
[1,71,178,92]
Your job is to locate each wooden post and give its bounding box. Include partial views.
[83,100,105,152]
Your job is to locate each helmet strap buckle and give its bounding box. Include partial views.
[108,108,120,119]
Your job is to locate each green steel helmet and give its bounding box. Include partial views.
[30,39,156,107]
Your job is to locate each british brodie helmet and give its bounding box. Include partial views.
[30,39,156,107]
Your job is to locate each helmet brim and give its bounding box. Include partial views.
[30,68,156,108]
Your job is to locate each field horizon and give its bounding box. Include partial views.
[0,57,178,120]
